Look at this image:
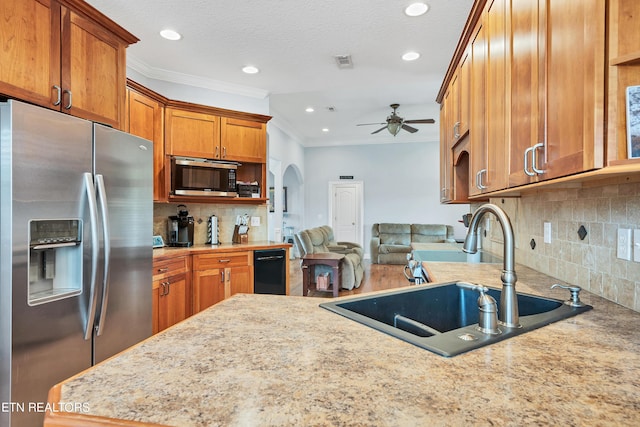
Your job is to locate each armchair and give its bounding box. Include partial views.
[295,226,364,290]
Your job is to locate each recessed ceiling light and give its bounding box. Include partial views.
[305,107,315,113]
[242,66,259,74]
[402,51,421,61]
[159,29,181,41]
[404,3,429,17]
[322,128,329,132]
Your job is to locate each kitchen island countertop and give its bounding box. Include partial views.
[45,262,640,426]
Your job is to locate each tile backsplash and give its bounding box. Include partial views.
[477,178,640,313]
[154,203,268,245]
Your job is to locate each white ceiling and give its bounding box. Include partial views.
[86,0,473,147]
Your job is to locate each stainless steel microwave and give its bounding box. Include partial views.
[170,157,238,197]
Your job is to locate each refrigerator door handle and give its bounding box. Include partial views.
[95,174,111,336]
[84,172,100,340]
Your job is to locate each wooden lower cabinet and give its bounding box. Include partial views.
[152,256,191,334]
[192,251,253,314]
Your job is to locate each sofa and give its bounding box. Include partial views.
[370,223,457,264]
[295,226,365,290]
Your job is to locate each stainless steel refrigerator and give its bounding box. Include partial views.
[0,100,153,427]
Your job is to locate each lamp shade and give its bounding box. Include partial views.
[387,122,402,136]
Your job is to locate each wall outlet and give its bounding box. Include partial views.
[544,222,552,244]
[250,216,261,226]
[634,229,640,263]
[617,228,632,261]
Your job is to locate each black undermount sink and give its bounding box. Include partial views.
[320,282,592,357]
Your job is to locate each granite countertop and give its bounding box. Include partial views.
[45,263,640,426]
[153,241,292,260]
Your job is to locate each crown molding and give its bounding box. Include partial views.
[127,55,270,100]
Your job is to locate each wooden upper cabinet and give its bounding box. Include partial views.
[165,108,221,158]
[458,50,471,138]
[0,0,61,107]
[469,19,487,197]
[510,0,605,184]
[541,0,605,179]
[0,0,137,129]
[221,117,267,163]
[127,85,166,201]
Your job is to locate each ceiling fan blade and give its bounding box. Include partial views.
[371,126,388,134]
[404,118,435,124]
[401,124,419,133]
[357,122,387,126]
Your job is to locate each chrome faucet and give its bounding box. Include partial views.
[463,204,520,328]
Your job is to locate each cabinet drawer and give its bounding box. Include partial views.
[153,256,188,280]
[193,252,249,270]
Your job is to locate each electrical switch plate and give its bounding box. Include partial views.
[544,222,552,244]
[250,216,261,226]
[617,228,632,261]
[634,229,640,262]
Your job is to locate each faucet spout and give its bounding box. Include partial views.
[463,203,520,328]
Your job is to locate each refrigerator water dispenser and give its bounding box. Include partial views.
[28,219,83,305]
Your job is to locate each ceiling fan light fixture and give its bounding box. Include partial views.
[404,3,429,17]
[387,122,402,136]
[402,51,421,61]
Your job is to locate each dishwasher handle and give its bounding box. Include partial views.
[256,255,285,261]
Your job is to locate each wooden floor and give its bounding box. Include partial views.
[289,259,409,298]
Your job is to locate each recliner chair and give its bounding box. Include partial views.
[295,226,364,290]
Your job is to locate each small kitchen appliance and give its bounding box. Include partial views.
[167,204,194,247]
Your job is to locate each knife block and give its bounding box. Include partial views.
[232,225,249,244]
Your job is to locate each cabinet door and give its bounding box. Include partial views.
[0,0,61,108]
[128,89,166,201]
[165,108,221,158]
[61,7,126,128]
[485,0,509,192]
[157,274,188,332]
[469,20,487,196]
[228,265,253,297]
[221,117,267,163]
[508,0,541,187]
[439,102,452,203]
[458,50,471,137]
[152,284,160,334]
[193,268,225,313]
[541,0,605,178]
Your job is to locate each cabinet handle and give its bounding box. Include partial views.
[215,146,219,158]
[223,147,227,158]
[157,267,169,273]
[52,85,62,106]
[453,121,461,139]
[531,143,546,175]
[218,259,231,263]
[476,169,487,190]
[63,89,72,110]
[160,282,166,296]
[523,146,535,176]
[221,270,225,283]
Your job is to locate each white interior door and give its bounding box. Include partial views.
[329,181,363,246]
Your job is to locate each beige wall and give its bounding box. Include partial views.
[154,203,269,245]
[477,178,640,313]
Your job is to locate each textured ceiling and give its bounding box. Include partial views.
[86,0,474,147]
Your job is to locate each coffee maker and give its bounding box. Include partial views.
[167,204,194,247]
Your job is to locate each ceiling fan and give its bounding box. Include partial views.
[357,103,435,136]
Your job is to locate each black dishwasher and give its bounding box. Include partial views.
[253,249,286,295]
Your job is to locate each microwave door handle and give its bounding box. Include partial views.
[94,174,111,336]
[83,173,100,340]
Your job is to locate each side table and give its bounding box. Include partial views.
[301,253,345,297]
